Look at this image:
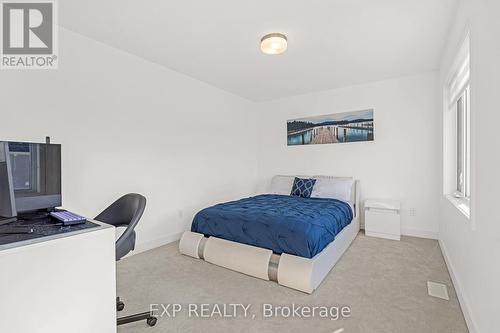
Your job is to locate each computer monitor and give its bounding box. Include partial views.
[0,141,61,222]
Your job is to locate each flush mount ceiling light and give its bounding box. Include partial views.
[260,33,288,55]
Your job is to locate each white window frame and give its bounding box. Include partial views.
[443,32,471,219]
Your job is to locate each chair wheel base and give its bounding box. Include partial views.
[147,316,157,327]
[117,311,157,327]
[117,301,125,311]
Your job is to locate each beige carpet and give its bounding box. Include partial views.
[116,233,468,333]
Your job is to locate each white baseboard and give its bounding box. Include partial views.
[439,239,478,333]
[401,228,439,240]
[129,232,183,257]
[362,226,439,240]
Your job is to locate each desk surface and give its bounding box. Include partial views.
[0,218,113,252]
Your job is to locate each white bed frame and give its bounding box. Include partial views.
[179,180,360,294]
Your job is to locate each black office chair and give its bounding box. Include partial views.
[94,193,157,327]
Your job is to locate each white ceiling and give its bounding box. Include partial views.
[60,0,457,101]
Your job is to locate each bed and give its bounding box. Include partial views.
[179,176,360,294]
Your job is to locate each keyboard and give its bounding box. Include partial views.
[50,211,87,225]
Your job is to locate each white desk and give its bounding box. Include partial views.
[0,221,116,333]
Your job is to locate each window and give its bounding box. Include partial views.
[455,86,470,198]
[443,32,471,217]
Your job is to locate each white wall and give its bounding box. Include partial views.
[256,72,441,238]
[0,28,259,253]
[438,1,500,332]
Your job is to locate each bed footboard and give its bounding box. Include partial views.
[179,216,359,294]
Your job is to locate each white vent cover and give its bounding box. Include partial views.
[427,281,449,300]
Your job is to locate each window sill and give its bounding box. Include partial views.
[445,194,470,219]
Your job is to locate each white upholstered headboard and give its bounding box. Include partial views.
[269,175,360,217]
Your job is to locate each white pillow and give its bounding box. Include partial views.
[310,177,354,202]
[270,175,295,195]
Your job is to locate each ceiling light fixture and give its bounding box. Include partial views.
[260,33,287,55]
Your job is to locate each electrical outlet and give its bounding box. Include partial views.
[409,208,416,217]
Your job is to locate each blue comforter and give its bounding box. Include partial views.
[191,194,353,259]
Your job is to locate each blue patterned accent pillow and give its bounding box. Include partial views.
[290,177,317,198]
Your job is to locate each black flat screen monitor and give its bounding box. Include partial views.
[0,141,61,219]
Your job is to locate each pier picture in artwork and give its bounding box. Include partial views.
[287,109,374,146]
